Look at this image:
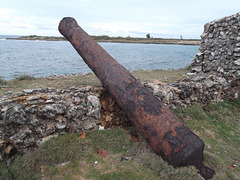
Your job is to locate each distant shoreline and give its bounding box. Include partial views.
[5,35,201,45]
[95,39,200,45]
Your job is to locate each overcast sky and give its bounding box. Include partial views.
[0,0,239,39]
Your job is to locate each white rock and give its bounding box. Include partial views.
[55,124,66,130]
[23,89,33,93]
[191,66,202,72]
[98,125,105,130]
[187,73,196,76]
[233,59,240,65]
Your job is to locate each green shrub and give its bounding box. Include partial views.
[184,64,192,70]
[14,74,36,81]
[0,78,5,84]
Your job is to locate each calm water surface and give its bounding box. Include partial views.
[0,39,199,80]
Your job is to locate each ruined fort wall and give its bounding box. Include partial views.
[191,12,240,79]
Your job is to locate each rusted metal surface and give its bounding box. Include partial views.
[59,17,215,179]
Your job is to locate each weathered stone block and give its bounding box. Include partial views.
[4,105,28,125]
[234,59,240,65]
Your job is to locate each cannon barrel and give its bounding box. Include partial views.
[58,17,215,179]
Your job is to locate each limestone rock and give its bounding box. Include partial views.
[234,59,240,65]
[87,95,101,119]
[4,105,28,125]
[23,89,34,94]
[37,104,66,119]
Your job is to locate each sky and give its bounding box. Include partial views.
[0,0,240,39]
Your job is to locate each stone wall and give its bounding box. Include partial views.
[191,12,240,79]
[143,75,239,108]
[0,86,102,159]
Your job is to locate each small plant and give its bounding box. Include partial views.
[184,64,192,71]
[14,74,36,81]
[0,78,5,84]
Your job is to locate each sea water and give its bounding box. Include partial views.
[0,39,199,80]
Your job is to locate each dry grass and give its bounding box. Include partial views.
[0,69,188,96]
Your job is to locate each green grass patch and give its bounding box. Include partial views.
[86,128,133,154]
[173,99,240,180]
[87,170,143,180]
[0,78,5,84]
[6,128,134,179]
[0,161,9,179]
[14,74,36,81]
[1,99,239,179]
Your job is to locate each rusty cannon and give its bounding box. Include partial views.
[59,17,215,179]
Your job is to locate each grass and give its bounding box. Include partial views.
[173,99,240,180]
[13,74,36,81]
[0,78,4,84]
[0,69,188,96]
[0,99,239,179]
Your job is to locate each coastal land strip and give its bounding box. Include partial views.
[6,35,201,45]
